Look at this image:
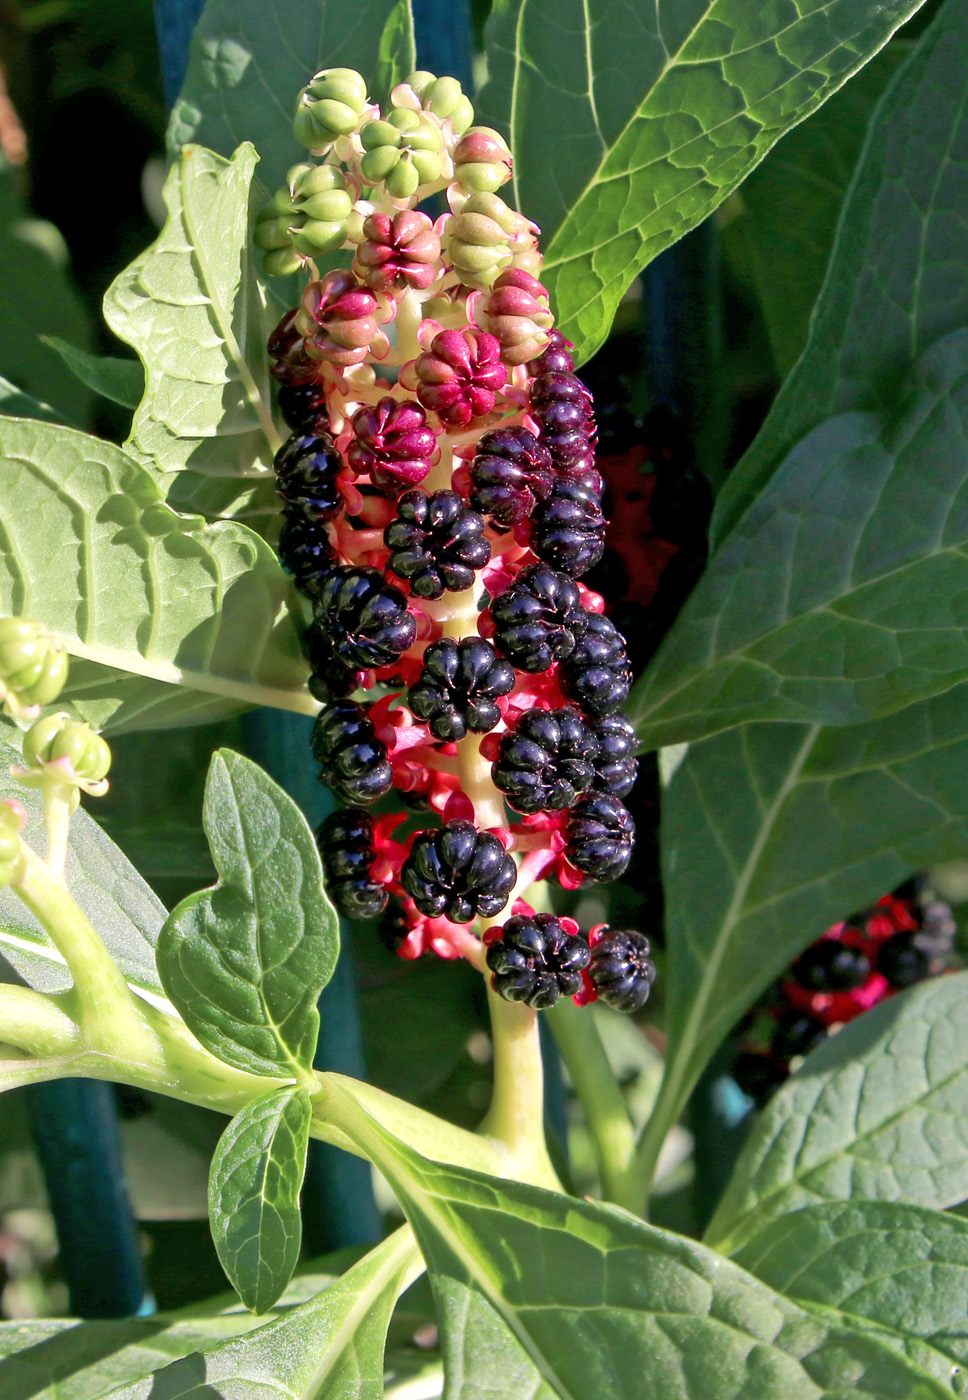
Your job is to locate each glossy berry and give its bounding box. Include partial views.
[301,623,358,701]
[277,381,328,432]
[408,637,513,741]
[561,613,631,716]
[530,371,596,469]
[492,707,595,814]
[532,477,606,576]
[489,562,587,673]
[588,929,655,1013]
[486,913,590,1009]
[526,329,574,376]
[273,431,344,519]
[277,509,336,596]
[267,308,318,385]
[310,699,392,805]
[378,903,412,954]
[468,425,554,528]
[792,940,871,992]
[401,819,516,923]
[315,809,388,920]
[385,490,491,599]
[312,566,416,669]
[879,931,931,989]
[590,714,638,798]
[773,1009,826,1062]
[347,397,438,494]
[565,792,635,881]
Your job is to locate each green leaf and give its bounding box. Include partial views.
[713,0,968,549]
[339,1104,948,1400]
[63,659,251,736]
[706,972,968,1254]
[734,1201,968,1387]
[630,331,968,751]
[0,416,312,720]
[103,144,281,514]
[169,0,420,195]
[372,0,416,105]
[209,1084,312,1313]
[157,749,338,1080]
[741,46,907,377]
[637,689,968,1191]
[478,0,928,366]
[42,336,145,410]
[0,375,73,425]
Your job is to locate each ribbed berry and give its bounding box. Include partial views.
[347,397,439,494]
[588,929,655,1012]
[378,903,412,953]
[486,913,590,1009]
[590,714,638,798]
[468,425,554,528]
[268,308,318,385]
[532,477,606,576]
[277,381,328,432]
[408,637,514,741]
[492,707,595,814]
[414,328,507,429]
[384,490,491,599]
[301,623,358,702]
[526,329,574,377]
[879,931,931,988]
[792,940,870,992]
[560,613,632,716]
[401,820,516,923]
[273,431,344,519]
[316,809,388,920]
[310,699,392,805]
[530,371,596,470]
[489,562,587,673]
[565,792,634,881]
[312,567,416,669]
[773,1009,826,1062]
[277,509,336,597]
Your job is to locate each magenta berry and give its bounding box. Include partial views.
[414,327,507,428]
[352,211,441,294]
[468,425,554,527]
[348,397,439,493]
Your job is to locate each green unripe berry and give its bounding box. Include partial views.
[406,71,437,100]
[447,95,475,136]
[263,247,304,277]
[254,210,294,252]
[256,163,352,271]
[293,68,368,150]
[0,618,68,716]
[361,145,401,185]
[385,154,421,200]
[361,118,404,152]
[23,713,111,782]
[290,219,347,256]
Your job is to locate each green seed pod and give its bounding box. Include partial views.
[294,67,369,150]
[361,145,402,185]
[0,802,25,888]
[263,246,304,277]
[257,164,352,271]
[385,154,421,201]
[23,712,112,783]
[0,618,68,717]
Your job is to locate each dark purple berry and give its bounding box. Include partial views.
[772,1010,826,1062]
[312,567,416,670]
[733,1052,788,1106]
[532,477,606,576]
[277,382,328,432]
[273,431,344,519]
[401,820,516,923]
[565,792,634,882]
[489,562,588,673]
[878,931,931,989]
[492,707,595,814]
[408,637,514,742]
[378,902,413,953]
[384,490,490,600]
[588,929,655,1013]
[792,940,871,992]
[486,913,590,1010]
[468,426,554,528]
[278,508,336,597]
[316,809,387,920]
[302,624,358,702]
[560,613,632,716]
[311,699,392,805]
[526,329,574,376]
[590,714,638,798]
[530,371,596,469]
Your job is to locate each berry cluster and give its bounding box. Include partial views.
[733,880,958,1104]
[265,65,647,1013]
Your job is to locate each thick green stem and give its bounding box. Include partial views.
[0,985,80,1058]
[479,986,559,1190]
[547,998,641,1211]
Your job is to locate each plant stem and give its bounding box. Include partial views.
[479,985,559,1189]
[0,985,80,1057]
[546,998,641,1211]
[41,781,74,878]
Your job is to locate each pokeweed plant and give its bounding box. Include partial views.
[3,0,968,1396]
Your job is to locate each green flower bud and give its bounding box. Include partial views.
[293,68,369,151]
[22,713,111,784]
[0,618,68,719]
[0,802,25,889]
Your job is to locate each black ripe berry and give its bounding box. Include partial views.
[489,562,588,673]
[277,381,328,432]
[401,820,516,923]
[733,1052,788,1106]
[312,566,417,670]
[273,431,344,519]
[408,637,514,742]
[530,371,596,470]
[310,698,392,805]
[590,714,638,798]
[486,913,590,1010]
[468,426,554,528]
[492,707,595,814]
[526,329,574,377]
[565,792,635,882]
[772,1009,826,1062]
[792,939,870,992]
[879,931,931,988]
[315,809,387,920]
[531,477,606,577]
[560,613,632,717]
[278,508,336,598]
[588,929,655,1013]
[384,489,490,599]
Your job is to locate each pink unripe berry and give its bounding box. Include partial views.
[348,396,440,492]
[297,269,390,367]
[484,269,555,365]
[414,328,507,429]
[353,210,442,294]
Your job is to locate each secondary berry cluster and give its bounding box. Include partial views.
[264,65,650,1015]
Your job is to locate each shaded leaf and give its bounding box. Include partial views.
[0,376,72,426]
[706,972,968,1253]
[478,0,927,366]
[714,0,968,548]
[631,332,968,750]
[0,417,312,720]
[157,749,338,1079]
[209,1085,311,1313]
[42,338,145,410]
[62,659,250,737]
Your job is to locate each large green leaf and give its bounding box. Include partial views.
[209,1084,312,1313]
[63,660,250,736]
[341,1106,947,1400]
[157,750,338,1080]
[713,0,968,548]
[706,972,968,1254]
[103,144,281,518]
[477,0,928,366]
[0,417,313,720]
[168,0,416,196]
[735,1201,968,1387]
[630,332,968,751]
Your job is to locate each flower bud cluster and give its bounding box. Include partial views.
[266,68,648,1013]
